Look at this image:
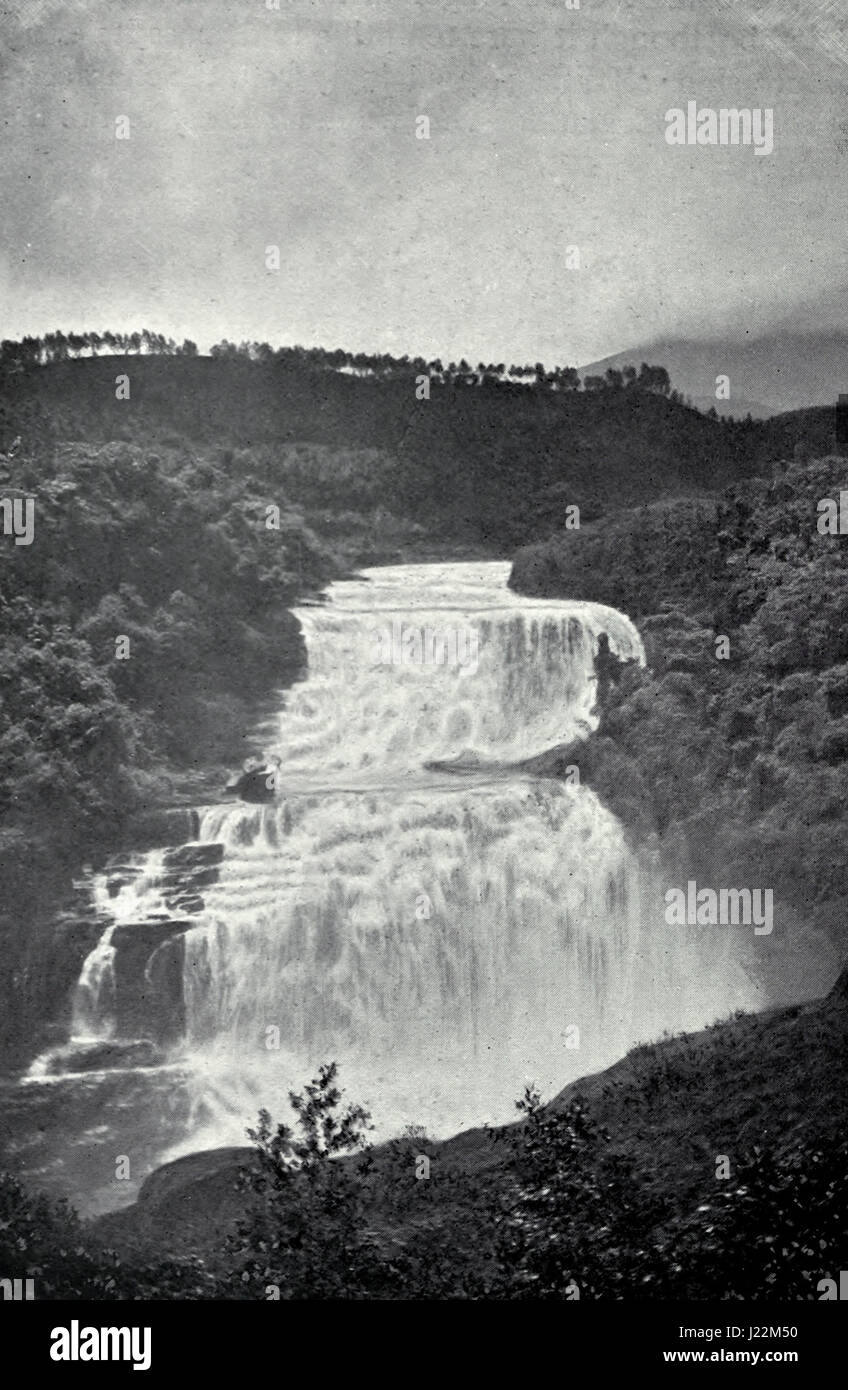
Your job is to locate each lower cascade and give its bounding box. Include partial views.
[26,562,758,1208]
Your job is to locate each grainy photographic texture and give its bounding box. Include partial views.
[1,0,847,1346]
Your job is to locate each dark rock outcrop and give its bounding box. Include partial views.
[89,1146,257,1255]
[111,920,197,1043]
[118,807,202,852]
[225,767,277,803]
[163,843,224,870]
[44,1039,164,1074]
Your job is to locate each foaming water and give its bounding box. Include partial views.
[71,849,171,1041]
[169,782,752,1156]
[277,562,643,771]
[22,561,758,1208]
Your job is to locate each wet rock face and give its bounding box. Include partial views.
[105,842,224,911]
[164,843,224,869]
[3,821,224,1074]
[43,1038,164,1074]
[37,897,115,1051]
[160,843,224,915]
[106,861,144,899]
[118,807,202,852]
[162,845,224,904]
[227,769,276,803]
[82,842,226,1048]
[111,920,196,1043]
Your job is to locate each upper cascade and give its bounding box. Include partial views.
[275,562,644,776]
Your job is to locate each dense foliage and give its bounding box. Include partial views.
[1,329,675,396]
[0,1171,213,1299]
[0,432,335,815]
[3,348,772,550]
[3,1021,847,1299]
[512,456,848,971]
[0,415,337,1065]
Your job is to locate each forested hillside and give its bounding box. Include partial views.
[0,413,337,1066]
[1,343,783,549]
[511,455,848,992]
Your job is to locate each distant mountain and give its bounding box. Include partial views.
[580,331,848,418]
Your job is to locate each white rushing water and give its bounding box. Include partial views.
[53,561,758,1167]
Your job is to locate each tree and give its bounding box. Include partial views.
[488,1087,655,1299]
[223,1063,381,1299]
[637,362,671,395]
[0,1171,213,1299]
[19,335,42,366]
[557,366,581,392]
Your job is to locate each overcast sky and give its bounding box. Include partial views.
[1,0,846,365]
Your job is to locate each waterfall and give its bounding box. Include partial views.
[169,562,754,1149]
[72,849,171,1040]
[39,561,757,1174]
[275,562,644,772]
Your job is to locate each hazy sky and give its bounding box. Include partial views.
[1,0,846,365]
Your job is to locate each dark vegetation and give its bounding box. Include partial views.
[0,327,674,389]
[2,332,796,553]
[0,385,337,1066]
[5,982,847,1299]
[512,456,848,991]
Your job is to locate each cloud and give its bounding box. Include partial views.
[2,0,104,32]
[1,0,846,362]
[714,0,848,73]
